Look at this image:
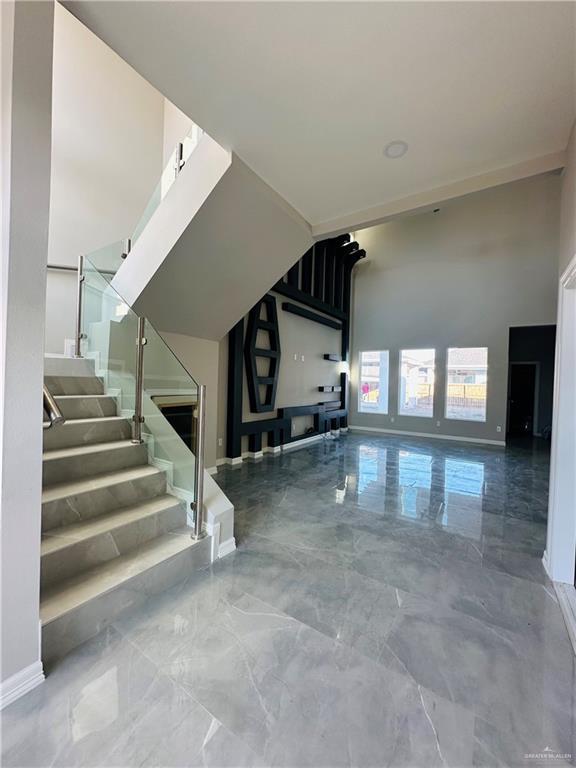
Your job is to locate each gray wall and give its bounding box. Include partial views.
[350,173,561,443]
[160,332,220,470]
[135,156,313,342]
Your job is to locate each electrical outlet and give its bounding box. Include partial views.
[496,425,502,433]
[390,416,395,423]
[436,421,441,427]
[218,438,223,447]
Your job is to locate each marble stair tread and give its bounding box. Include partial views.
[42,440,148,486]
[44,375,105,396]
[53,394,117,420]
[42,465,163,505]
[43,439,138,462]
[43,416,131,450]
[41,495,184,555]
[41,529,198,625]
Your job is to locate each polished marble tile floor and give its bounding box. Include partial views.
[2,433,575,767]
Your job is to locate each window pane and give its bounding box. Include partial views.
[358,350,389,413]
[399,349,435,417]
[445,347,488,422]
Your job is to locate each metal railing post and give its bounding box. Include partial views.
[75,255,85,357]
[174,142,184,178]
[121,238,131,260]
[191,384,207,540]
[132,316,146,444]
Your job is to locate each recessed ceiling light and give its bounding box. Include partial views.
[383,140,408,159]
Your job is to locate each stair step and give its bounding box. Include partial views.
[42,465,167,532]
[41,530,212,665]
[44,375,105,396]
[43,416,131,451]
[43,440,148,486]
[54,394,117,420]
[41,495,187,589]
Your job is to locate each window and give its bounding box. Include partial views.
[399,349,435,417]
[445,347,488,422]
[358,351,389,413]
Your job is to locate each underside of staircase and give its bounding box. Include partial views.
[41,362,211,666]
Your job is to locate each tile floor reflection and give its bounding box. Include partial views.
[2,433,574,767]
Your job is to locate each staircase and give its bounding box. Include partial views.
[41,360,211,666]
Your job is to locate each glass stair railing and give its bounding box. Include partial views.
[73,121,204,300]
[77,253,206,540]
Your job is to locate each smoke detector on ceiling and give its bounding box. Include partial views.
[383,140,409,159]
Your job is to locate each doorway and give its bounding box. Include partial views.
[507,362,538,437]
[507,325,556,440]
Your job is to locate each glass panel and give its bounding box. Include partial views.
[399,349,435,417]
[81,253,200,509]
[358,350,389,413]
[81,256,139,416]
[131,122,203,246]
[445,347,488,422]
[83,240,126,283]
[141,320,199,497]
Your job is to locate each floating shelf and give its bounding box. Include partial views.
[323,354,341,362]
[318,386,334,392]
[282,302,342,330]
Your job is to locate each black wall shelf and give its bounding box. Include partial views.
[282,302,342,330]
[323,354,341,362]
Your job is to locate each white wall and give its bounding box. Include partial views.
[162,100,193,167]
[350,173,561,443]
[45,3,165,353]
[559,121,576,275]
[1,0,54,704]
[545,118,576,584]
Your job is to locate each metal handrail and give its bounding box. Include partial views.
[43,384,65,430]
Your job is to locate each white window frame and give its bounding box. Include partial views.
[358,350,389,414]
[398,348,436,418]
[445,347,488,423]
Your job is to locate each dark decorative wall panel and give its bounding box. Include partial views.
[226,235,365,460]
[244,294,281,413]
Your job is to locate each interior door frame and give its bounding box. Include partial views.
[545,252,576,589]
[506,360,541,437]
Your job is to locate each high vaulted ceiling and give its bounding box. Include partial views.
[65,1,575,231]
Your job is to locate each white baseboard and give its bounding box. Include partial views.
[245,451,263,460]
[282,433,325,452]
[0,661,44,710]
[542,549,552,579]
[222,456,243,466]
[348,424,505,447]
[216,457,228,467]
[554,582,576,656]
[219,537,237,558]
[206,466,218,475]
[221,431,341,465]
